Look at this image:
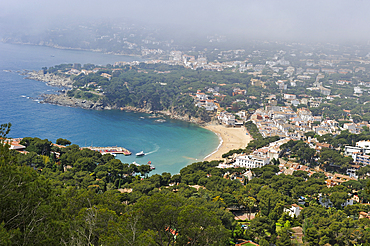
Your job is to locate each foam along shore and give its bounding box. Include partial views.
[203,124,252,161]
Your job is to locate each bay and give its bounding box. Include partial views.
[0,42,219,174]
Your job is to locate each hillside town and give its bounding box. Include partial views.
[33,43,370,184]
[11,38,370,246]
[6,0,370,244]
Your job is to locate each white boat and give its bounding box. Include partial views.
[136,151,145,156]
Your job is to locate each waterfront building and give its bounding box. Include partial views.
[218,112,236,126]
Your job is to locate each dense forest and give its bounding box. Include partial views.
[45,63,271,121]
[2,122,370,245]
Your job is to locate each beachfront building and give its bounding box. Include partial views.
[234,154,270,169]
[235,110,248,121]
[218,111,236,126]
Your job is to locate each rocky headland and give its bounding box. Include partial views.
[41,93,106,110]
[41,93,205,124]
[25,70,73,88]
[27,70,206,124]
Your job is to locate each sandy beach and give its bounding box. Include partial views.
[203,124,253,161]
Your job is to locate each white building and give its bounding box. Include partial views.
[345,141,370,156]
[321,120,339,128]
[353,154,370,166]
[204,100,218,111]
[284,204,303,217]
[284,94,296,100]
[356,140,370,149]
[291,99,300,107]
[235,154,270,168]
[354,87,363,94]
[218,112,236,126]
[344,146,364,156]
[297,108,313,121]
[276,80,287,90]
[235,111,248,121]
[343,123,361,134]
[319,86,331,96]
[195,92,208,100]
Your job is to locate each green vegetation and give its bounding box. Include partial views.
[280,140,316,165]
[316,128,370,148]
[66,89,101,102]
[309,96,370,123]
[1,125,235,245]
[45,63,263,122]
[3,122,370,245]
[280,139,354,172]
[56,138,71,146]
[245,121,263,140]
[247,135,280,151]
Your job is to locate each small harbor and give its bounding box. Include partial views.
[85,146,132,155]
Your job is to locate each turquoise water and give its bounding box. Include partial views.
[0,42,219,174]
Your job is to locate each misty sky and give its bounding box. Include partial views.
[1,0,370,43]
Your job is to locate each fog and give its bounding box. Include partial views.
[2,0,370,43]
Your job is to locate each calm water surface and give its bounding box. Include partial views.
[0,42,219,174]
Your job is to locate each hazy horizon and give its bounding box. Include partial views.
[2,0,370,44]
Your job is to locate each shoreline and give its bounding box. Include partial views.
[202,124,252,162]
[40,93,205,124]
[23,71,205,124]
[25,70,250,163]
[203,132,223,160]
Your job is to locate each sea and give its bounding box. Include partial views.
[0,42,219,175]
